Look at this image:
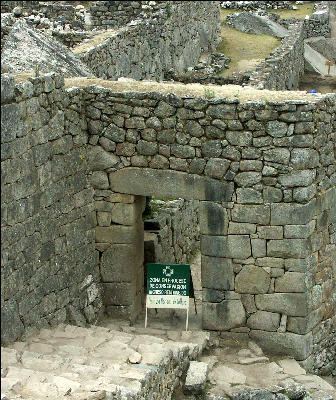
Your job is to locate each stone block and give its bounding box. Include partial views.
[88,146,119,171]
[290,149,319,169]
[284,255,316,272]
[263,187,283,203]
[103,282,135,306]
[234,172,261,187]
[205,158,230,179]
[293,184,316,203]
[286,309,322,334]
[109,168,233,201]
[263,148,290,164]
[201,256,234,290]
[257,226,283,239]
[228,222,256,234]
[284,221,315,239]
[247,311,280,331]
[271,200,316,225]
[201,235,251,259]
[255,293,308,316]
[278,170,316,188]
[95,225,138,243]
[226,131,252,146]
[111,202,141,226]
[275,272,307,293]
[249,330,313,360]
[241,294,257,313]
[267,239,312,258]
[202,300,246,330]
[251,239,266,258]
[236,188,263,204]
[200,201,228,235]
[203,288,225,302]
[97,212,112,227]
[100,244,143,283]
[1,299,24,344]
[232,204,270,224]
[235,266,270,294]
[266,121,287,137]
[276,358,307,376]
[185,361,208,394]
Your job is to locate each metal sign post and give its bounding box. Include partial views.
[145,263,190,331]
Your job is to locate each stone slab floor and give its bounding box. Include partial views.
[1,252,335,400]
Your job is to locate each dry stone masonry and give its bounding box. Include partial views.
[2,71,335,376]
[144,199,200,266]
[75,1,221,81]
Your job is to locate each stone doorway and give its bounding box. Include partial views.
[98,167,234,329]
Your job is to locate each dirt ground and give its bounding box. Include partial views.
[298,73,336,94]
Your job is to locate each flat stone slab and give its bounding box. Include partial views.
[1,323,209,400]
[277,358,307,376]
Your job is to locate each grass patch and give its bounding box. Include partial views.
[217,3,314,77]
[217,23,280,77]
[72,29,118,56]
[270,2,315,19]
[64,77,323,103]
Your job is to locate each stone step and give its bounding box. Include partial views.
[1,323,210,400]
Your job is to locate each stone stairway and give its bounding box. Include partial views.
[1,323,209,400]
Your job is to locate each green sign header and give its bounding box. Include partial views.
[146,263,190,309]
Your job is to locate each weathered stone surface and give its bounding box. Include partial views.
[227,12,289,38]
[201,256,234,290]
[255,293,308,316]
[203,300,246,330]
[236,188,263,204]
[2,20,93,77]
[275,272,307,293]
[100,244,142,282]
[267,239,311,258]
[284,221,315,239]
[235,266,270,294]
[228,222,256,234]
[201,235,251,259]
[257,226,283,240]
[247,311,280,332]
[249,330,313,360]
[1,300,24,345]
[208,364,247,385]
[200,202,228,235]
[109,168,233,201]
[234,172,261,187]
[278,170,316,188]
[88,146,119,171]
[232,204,270,224]
[185,361,208,394]
[271,200,316,225]
[89,171,109,189]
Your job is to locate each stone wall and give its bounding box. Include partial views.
[144,199,200,265]
[2,75,335,373]
[1,73,103,344]
[89,0,154,30]
[79,83,335,373]
[76,1,221,81]
[248,21,305,90]
[220,1,294,11]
